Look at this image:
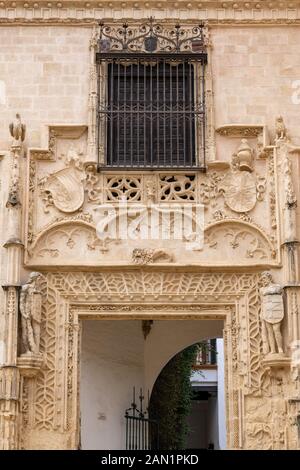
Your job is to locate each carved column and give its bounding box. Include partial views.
[0,366,20,450]
[276,139,300,445]
[0,132,25,449]
[204,27,216,163]
[87,26,98,164]
[276,142,299,284]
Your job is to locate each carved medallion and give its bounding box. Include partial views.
[222,171,257,213]
[44,167,85,213]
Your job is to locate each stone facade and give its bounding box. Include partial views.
[0,0,300,450]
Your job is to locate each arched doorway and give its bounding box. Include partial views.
[80,318,224,450]
[149,339,226,450]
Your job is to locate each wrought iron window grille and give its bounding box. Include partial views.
[96,18,208,171]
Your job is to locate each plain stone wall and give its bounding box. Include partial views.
[0,26,300,148]
[0,26,91,149]
[212,26,300,146]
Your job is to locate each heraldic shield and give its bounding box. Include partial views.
[45,167,85,213]
[262,293,284,324]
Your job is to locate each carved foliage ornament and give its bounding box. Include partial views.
[98,18,208,54]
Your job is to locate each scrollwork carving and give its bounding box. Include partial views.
[199,172,224,206]
[159,174,196,201]
[85,164,102,203]
[268,153,277,230]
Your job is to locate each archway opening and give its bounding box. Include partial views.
[79,318,225,450]
[149,339,225,450]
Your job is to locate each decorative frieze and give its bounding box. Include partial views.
[1,2,300,25]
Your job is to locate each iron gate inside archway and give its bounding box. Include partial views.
[125,388,159,450]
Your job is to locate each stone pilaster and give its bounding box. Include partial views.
[0,126,25,450]
[87,26,98,165]
[0,366,20,450]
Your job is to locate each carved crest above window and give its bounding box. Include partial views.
[97,17,208,57]
[96,19,208,171]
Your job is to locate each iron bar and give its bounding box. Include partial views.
[125,387,159,450]
[99,56,205,169]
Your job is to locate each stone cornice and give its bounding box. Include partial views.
[1,1,300,25]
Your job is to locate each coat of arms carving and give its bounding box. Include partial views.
[44,166,85,213]
[222,171,257,213]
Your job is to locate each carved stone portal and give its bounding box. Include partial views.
[11,271,298,450]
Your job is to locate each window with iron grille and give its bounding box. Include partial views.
[96,20,207,170]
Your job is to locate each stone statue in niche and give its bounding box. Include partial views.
[275,115,287,141]
[9,113,26,145]
[260,272,284,356]
[20,272,43,355]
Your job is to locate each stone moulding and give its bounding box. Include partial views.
[17,354,44,378]
[29,125,87,161]
[261,355,291,370]
[216,124,265,139]
[2,3,300,25]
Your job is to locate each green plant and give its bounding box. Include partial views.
[149,344,198,450]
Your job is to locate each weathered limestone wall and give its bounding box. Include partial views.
[212,27,300,143]
[0,26,90,149]
[0,26,300,147]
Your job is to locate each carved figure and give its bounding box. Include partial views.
[9,113,26,143]
[64,144,84,169]
[20,272,43,354]
[275,116,286,141]
[260,272,284,355]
